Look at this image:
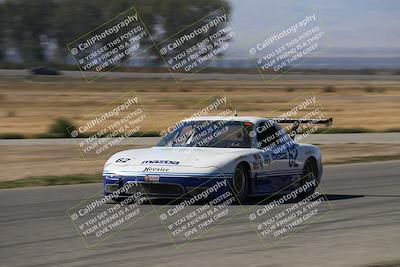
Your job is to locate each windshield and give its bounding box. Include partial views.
[157,120,253,148]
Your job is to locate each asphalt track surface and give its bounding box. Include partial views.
[1,160,400,267]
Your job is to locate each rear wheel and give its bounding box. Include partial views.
[298,159,318,199]
[231,164,248,202]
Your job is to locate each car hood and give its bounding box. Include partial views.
[104,146,259,174]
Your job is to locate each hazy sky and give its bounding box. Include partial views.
[228,0,400,56]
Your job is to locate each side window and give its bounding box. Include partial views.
[256,122,279,150]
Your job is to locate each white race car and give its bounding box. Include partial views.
[102,116,332,201]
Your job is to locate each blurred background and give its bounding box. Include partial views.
[1,0,400,69]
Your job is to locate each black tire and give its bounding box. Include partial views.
[231,164,249,202]
[297,158,318,199]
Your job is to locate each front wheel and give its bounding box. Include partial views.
[230,164,248,202]
[297,159,318,199]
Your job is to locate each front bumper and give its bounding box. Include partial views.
[103,174,230,198]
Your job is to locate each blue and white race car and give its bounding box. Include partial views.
[102,116,332,201]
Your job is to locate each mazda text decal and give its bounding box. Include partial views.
[141,160,179,165]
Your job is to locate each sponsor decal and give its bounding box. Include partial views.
[262,154,272,166]
[144,174,160,182]
[143,167,170,172]
[288,148,299,167]
[141,160,180,165]
[116,158,130,163]
[252,154,261,170]
[272,152,287,160]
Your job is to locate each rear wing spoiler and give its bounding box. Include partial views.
[270,118,333,127]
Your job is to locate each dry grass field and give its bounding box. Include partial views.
[1,142,400,182]
[0,75,400,136]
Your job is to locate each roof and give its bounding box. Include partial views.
[181,116,270,124]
